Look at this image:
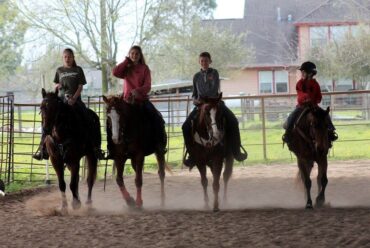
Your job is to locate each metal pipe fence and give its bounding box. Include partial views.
[0,95,14,185]
[1,90,370,185]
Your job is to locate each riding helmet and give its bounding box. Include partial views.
[299,61,317,75]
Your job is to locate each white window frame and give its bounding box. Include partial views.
[274,70,289,93]
[258,71,273,94]
[310,26,329,47]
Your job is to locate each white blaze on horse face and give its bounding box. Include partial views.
[108,108,120,144]
[209,108,221,142]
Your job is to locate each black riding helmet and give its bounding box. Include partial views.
[299,61,317,76]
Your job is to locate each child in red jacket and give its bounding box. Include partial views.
[283,61,338,145]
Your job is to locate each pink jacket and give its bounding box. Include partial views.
[112,58,151,102]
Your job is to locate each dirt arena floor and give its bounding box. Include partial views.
[1,160,370,248]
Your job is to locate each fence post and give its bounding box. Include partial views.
[261,97,267,161]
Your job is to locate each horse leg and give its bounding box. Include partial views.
[115,157,135,207]
[155,152,166,207]
[223,154,233,204]
[316,158,328,208]
[85,154,97,206]
[132,154,144,208]
[69,161,81,210]
[197,164,209,209]
[298,159,313,209]
[210,160,223,212]
[46,137,67,213]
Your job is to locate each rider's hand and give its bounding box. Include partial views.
[131,89,138,99]
[193,99,201,106]
[55,84,62,89]
[68,97,76,106]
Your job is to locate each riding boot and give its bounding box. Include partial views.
[230,127,248,162]
[182,123,196,168]
[156,125,168,155]
[33,132,49,161]
[282,129,292,144]
[225,110,247,162]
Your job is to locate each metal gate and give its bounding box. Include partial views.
[0,94,14,186]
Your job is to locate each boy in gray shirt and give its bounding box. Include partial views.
[182,52,247,167]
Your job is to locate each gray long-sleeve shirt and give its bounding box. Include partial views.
[192,68,220,100]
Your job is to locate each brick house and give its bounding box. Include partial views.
[204,0,370,96]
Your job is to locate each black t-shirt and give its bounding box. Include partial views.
[54,66,87,98]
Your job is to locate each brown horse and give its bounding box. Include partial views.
[102,95,168,209]
[189,95,234,212]
[40,89,99,212]
[286,104,330,209]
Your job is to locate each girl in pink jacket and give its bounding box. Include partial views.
[107,46,166,159]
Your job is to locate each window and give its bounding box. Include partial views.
[274,71,288,93]
[310,26,328,47]
[331,25,350,42]
[259,71,273,94]
[258,70,289,94]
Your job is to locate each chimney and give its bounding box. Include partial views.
[277,7,281,22]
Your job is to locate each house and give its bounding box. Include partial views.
[204,0,370,96]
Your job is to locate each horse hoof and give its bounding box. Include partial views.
[126,197,136,208]
[213,207,220,212]
[315,198,325,208]
[305,204,314,210]
[72,199,82,210]
[56,206,68,216]
[85,199,93,206]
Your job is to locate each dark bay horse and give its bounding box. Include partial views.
[189,95,234,212]
[102,95,168,209]
[286,104,331,209]
[40,89,99,212]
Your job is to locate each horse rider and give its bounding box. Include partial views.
[182,51,248,168]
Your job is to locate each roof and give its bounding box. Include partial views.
[295,0,370,25]
[203,0,370,68]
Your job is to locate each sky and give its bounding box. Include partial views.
[213,0,245,19]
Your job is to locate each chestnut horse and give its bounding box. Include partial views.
[189,95,234,211]
[285,104,331,209]
[102,95,168,209]
[40,89,99,212]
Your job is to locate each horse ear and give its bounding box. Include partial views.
[218,92,223,100]
[326,106,330,114]
[42,88,46,98]
[102,95,109,104]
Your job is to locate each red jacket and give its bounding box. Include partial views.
[296,78,322,107]
[112,58,151,102]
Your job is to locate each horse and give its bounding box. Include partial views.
[189,94,234,212]
[102,95,168,209]
[285,104,331,209]
[40,89,99,212]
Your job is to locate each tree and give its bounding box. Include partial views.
[0,0,27,86]
[139,0,253,83]
[14,0,129,94]
[147,21,254,82]
[309,25,370,90]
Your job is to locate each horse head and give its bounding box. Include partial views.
[298,104,331,155]
[40,88,62,133]
[195,93,224,147]
[103,95,131,145]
